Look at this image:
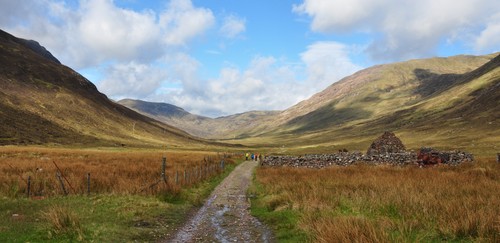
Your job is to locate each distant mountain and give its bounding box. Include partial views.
[119,53,499,154]
[0,29,216,148]
[117,99,278,139]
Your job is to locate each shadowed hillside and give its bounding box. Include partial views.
[0,29,217,148]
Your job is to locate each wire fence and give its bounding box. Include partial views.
[2,152,237,198]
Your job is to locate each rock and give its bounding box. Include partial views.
[261,150,473,168]
[366,131,406,156]
[261,132,473,168]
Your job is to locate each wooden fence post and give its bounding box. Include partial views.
[27,176,31,198]
[87,173,91,195]
[56,172,68,196]
[53,161,75,193]
[162,157,167,183]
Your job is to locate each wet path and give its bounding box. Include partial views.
[167,160,274,243]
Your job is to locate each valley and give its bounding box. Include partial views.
[0,28,499,242]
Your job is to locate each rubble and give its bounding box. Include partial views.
[366,131,406,156]
[261,132,474,168]
[262,150,473,168]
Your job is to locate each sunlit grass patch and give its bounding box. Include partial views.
[251,158,500,242]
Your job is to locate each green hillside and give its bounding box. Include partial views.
[234,54,500,155]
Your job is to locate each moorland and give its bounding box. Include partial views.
[0,28,499,242]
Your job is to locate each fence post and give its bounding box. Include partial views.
[53,161,75,193]
[27,176,31,198]
[56,172,68,196]
[162,157,167,183]
[87,173,91,195]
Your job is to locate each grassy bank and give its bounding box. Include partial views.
[250,157,500,242]
[0,147,239,242]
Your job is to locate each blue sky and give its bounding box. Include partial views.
[1,0,499,117]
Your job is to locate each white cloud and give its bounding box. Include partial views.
[148,42,361,117]
[220,15,246,38]
[0,0,214,68]
[98,62,168,99]
[294,0,500,60]
[301,42,362,89]
[78,0,162,65]
[474,13,500,52]
[160,0,215,45]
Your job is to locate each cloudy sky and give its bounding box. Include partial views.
[1,0,499,117]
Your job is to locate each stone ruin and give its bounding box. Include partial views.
[261,132,474,168]
[366,131,406,156]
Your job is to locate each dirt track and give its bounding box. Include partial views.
[167,160,274,242]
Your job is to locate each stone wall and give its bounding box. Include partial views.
[261,150,473,168]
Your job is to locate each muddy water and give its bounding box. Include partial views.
[167,160,274,243]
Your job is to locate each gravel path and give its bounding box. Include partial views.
[167,160,274,243]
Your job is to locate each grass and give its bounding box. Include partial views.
[250,157,500,242]
[0,146,240,242]
[0,146,232,197]
[0,194,188,242]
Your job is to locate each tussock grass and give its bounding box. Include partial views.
[42,205,83,240]
[0,147,234,197]
[0,149,240,242]
[252,158,500,242]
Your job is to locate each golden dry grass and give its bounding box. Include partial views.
[254,158,500,242]
[0,147,233,197]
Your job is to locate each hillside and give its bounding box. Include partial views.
[118,99,278,139]
[122,53,498,154]
[245,53,500,154]
[0,29,215,148]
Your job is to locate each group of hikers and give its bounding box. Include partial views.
[245,152,262,161]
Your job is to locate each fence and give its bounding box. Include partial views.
[2,151,235,198]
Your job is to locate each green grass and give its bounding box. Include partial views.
[249,174,309,242]
[0,195,182,242]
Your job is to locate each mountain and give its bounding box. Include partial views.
[122,53,499,154]
[252,53,500,154]
[117,99,278,139]
[0,29,216,148]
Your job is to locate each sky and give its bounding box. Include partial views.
[1,0,499,117]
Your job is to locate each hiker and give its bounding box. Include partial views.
[251,154,254,160]
[245,152,249,160]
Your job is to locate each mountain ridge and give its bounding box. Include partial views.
[117,98,279,138]
[121,53,499,154]
[0,29,217,148]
